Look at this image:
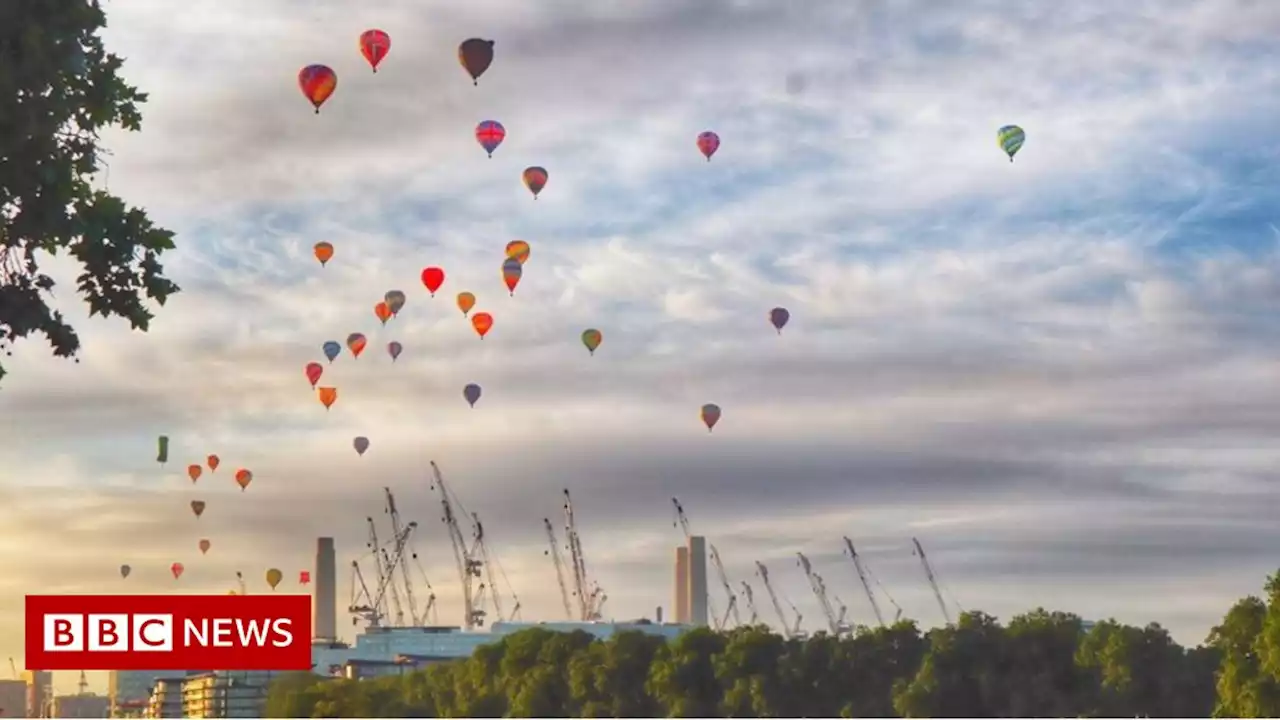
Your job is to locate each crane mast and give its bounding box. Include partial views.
[369,516,406,626]
[843,536,885,627]
[430,461,485,629]
[563,489,604,621]
[786,598,804,638]
[797,552,841,635]
[385,488,421,625]
[740,581,760,624]
[235,571,247,596]
[671,498,739,629]
[912,537,952,624]
[544,517,574,619]
[754,561,796,637]
[471,512,507,621]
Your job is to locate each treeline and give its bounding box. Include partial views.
[266,571,1280,718]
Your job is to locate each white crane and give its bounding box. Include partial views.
[430,461,486,629]
[912,537,953,624]
[472,511,521,622]
[672,497,740,629]
[843,536,888,627]
[544,517,574,619]
[755,561,799,638]
[797,552,841,636]
[740,581,760,624]
[563,489,605,621]
[384,488,421,625]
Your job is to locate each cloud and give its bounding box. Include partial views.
[5,0,1280,693]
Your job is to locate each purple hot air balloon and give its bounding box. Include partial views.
[700,403,721,432]
[353,436,370,456]
[769,307,790,334]
[463,383,482,408]
[388,341,403,362]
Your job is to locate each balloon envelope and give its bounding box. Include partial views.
[347,333,367,358]
[384,290,406,315]
[471,312,493,338]
[697,131,720,160]
[191,500,206,517]
[207,454,220,471]
[997,125,1025,161]
[187,464,202,483]
[522,167,548,197]
[700,403,722,431]
[305,362,323,388]
[171,563,184,579]
[458,38,495,84]
[318,386,338,410]
[582,328,603,355]
[156,435,169,464]
[266,568,283,589]
[769,307,790,333]
[199,539,211,555]
[313,242,334,266]
[359,29,391,72]
[421,267,445,295]
[298,64,337,113]
[456,292,476,316]
[120,564,131,579]
[505,240,530,265]
[235,469,253,491]
[322,341,341,363]
[463,383,482,407]
[353,436,370,456]
[502,257,523,294]
[387,341,403,362]
[476,120,506,157]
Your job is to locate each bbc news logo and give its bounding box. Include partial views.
[25,594,311,671]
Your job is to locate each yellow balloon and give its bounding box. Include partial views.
[265,568,283,590]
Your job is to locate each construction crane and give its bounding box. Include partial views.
[430,461,485,629]
[563,489,605,621]
[349,521,416,629]
[471,511,510,622]
[543,517,574,619]
[348,560,382,627]
[7,658,15,679]
[671,498,739,629]
[235,571,247,595]
[407,537,440,625]
[863,551,905,622]
[754,561,797,638]
[797,553,841,636]
[912,537,952,624]
[786,598,805,638]
[843,536,887,627]
[832,596,849,634]
[384,488,422,625]
[740,581,760,624]
[369,516,407,626]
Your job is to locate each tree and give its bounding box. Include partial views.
[1209,593,1280,717]
[0,0,179,384]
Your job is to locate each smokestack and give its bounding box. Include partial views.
[674,546,690,623]
[656,606,663,624]
[314,537,336,641]
[688,536,709,627]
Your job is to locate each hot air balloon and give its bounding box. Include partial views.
[458,38,495,85]
[505,240,530,265]
[120,564,131,579]
[359,29,391,72]
[523,167,548,199]
[318,386,338,410]
[700,403,722,432]
[191,500,206,518]
[298,64,337,114]
[501,257,523,295]
[353,436,370,456]
[171,563,184,580]
[347,332,367,358]
[199,539,211,555]
[374,302,392,326]
[384,290,406,316]
[388,341,403,362]
[156,435,169,464]
[266,568,283,590]
[421,267,445,296]
[313,241,334,266]
[300,570,311,585]
[476,120,505,158]
[187,464,202,483]
[235,469,253,491]
[463,383,482,408]
[207,454,220,472]
[581,328,602,355]
[697,131,720,161]
[471,312,493,339]
[322,341,341,363]
[769,307,790,334]
[998,125,1025,162]
[305,362,323,388]
[456,292,476,317]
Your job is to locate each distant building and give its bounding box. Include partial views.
[687,536,709,627]
[144,677,185,719]
[110,671,182,717]
[181,671,280,718]
[0,679,26,718]
[53,693,109,718]
[24,670,52,718]
[674,546,691,624]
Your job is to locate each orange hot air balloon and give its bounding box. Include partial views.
[298,64,337,114]
[234,469,253,491]
[374,302,392,325]
[318,386,338,410]
[171,562,184,580]
[359,29,391,73]
[471,312,493,339]
[505,240,530,265]
[199,539,211,555]
[187,464,202,483]
[456,291,476,317]
[207,454,220,472]
[313,242,334,266]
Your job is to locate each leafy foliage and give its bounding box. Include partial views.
[0,0,179,384]
[261,569,1280,718]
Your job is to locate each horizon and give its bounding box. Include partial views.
[4,0,1280,696]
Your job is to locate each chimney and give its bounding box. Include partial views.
[656,606,664,624]
[314,537,337,640]
[688,536,709,627]
[674,546,690,623]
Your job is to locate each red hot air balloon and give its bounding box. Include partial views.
[171,562,184,580]
[298,65,337,114]
[471,312,493,338]
[697,131,720,161]
[359,29,391,72]
[305,362,323,388]
[476,120,505,158]
[421,267,445,296]
[523,167,548,199]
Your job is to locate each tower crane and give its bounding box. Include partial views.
[471,512,508,622]
[786,598,805,638]
[349,521,416,629]
[384,488,421,625]
[430,461,485,629]
[235,571,247,595]
[843,536,887,627]
[368,515,407,626]
[797,552,841,636]
[8,658,16,679]
[563,489,605,621]
[832,596,849,634]
[671,498,739,629]
[740,581,760,624]
[407,537,440,625]
[754,561,797,638]
[543,517,574,619]
[912,537,952,624]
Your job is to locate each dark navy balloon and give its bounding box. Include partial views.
[463,383,482,408]
[769,307,790,334]
[322,341,341,363]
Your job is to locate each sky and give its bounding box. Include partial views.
[4,0,1280,694]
